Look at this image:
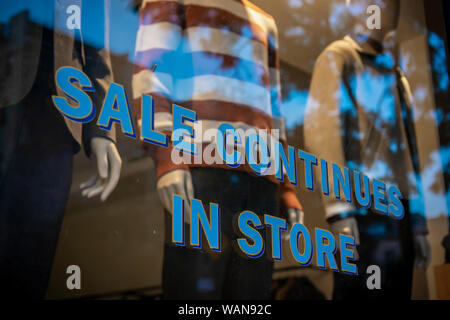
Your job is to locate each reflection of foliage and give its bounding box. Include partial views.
[258,0,352,72]
[274,0,448,219]
[428,32,449,93]
[279,60,311,135]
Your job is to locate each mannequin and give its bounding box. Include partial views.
[304,0,430,299]
[332,0,430,269]
[133,0,303,299]
[0,0,121,299]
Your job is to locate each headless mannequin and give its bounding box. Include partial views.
[330,0,430,269]
[155,0,304,227]
[0,9,121,298]
[136,0,305,299]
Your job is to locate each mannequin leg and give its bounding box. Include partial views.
[0,93,77,299]
[162,168,277,299]
[162,168,247,299]
[0,151,73,299]
[332,204,414,300]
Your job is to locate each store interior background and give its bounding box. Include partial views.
[26,0,448,299]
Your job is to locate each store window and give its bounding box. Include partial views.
[0,0,449,302]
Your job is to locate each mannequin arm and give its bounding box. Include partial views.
[80,0,116,157]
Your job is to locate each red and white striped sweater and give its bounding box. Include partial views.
[133,0,300,210]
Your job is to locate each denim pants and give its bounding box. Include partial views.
[162,167,279,299]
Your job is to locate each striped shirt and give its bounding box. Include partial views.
[133,0,299,209]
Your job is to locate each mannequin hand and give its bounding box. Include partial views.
[156,169,194,224]
[80,137,122,201]
[283,208,304,241]
[414,234,431,269]
[330,217,360,260]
